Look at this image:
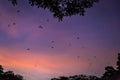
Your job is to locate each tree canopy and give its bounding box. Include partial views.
[51,75,101,80]
[8,0,99,21]
[0,65,23,80]
[51,53,120,80]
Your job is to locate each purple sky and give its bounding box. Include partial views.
[0,0,120,80]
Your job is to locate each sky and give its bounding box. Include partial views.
[0,0,120,80]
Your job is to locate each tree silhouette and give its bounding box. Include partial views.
[0,65,4,80]
[51,53,120,80]
[0,65,3,74]
[51,74,101,80]
[101,53,120,80]
[117,53,120,71]
[8,0,99,21]
[0,65,23,80]
[101,66,117,80]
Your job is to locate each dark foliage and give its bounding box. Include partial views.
[0,65,23,80]
[51,75,101,80]
[101,53,120,80]
[101,66,117,80]
[51,53,120,80]
[8,0,99,21]
[117,53,120,71]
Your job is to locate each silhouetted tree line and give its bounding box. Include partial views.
[51,53,120,80]
[8,0,99,21]
[0,65,23,80]
[0,53,120,80]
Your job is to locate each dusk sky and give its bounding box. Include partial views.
[0,0,120,80]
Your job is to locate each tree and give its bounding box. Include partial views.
[0,65,24,80]
[0,65,4,80]
[0,65,4,74]
[101,66,117,80]
[101,53,120,80]
[88,75,101,80]
[51,53,120,80]
[51,74,101,80]
[116,53,120,71]
[8,0,99,21]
